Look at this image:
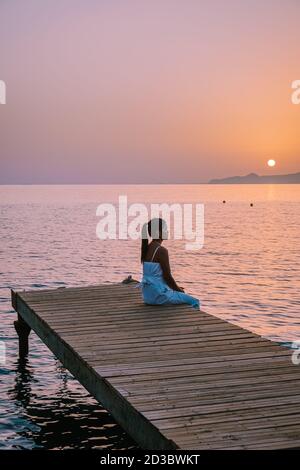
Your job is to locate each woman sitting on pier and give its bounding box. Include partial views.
[138,218,200,309]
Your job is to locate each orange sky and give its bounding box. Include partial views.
[0,0,299,183]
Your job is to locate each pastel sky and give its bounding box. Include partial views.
[0,0,299,183]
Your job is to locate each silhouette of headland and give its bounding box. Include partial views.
[209,171,300,184]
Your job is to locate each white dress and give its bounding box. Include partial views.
[137,246,200,310]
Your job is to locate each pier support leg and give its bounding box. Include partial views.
[14,314,31,358]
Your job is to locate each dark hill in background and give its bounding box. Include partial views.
[209,172,300,184]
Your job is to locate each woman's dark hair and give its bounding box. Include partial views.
[141,218,165,263]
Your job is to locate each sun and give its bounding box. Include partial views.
[267,159,276,167]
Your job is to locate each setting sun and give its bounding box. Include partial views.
[267,159,276,167]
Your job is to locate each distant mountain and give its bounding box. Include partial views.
[209,172,300,184]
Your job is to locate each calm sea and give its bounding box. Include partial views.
[0,184,299,449]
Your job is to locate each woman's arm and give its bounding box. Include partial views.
[158,247,184,292]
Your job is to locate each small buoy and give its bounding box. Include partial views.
[250,203,253,207]
[223,200,226,204]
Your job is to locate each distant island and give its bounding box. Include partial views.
[209,171,300,184]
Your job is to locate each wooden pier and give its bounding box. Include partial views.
[11,283,300,450]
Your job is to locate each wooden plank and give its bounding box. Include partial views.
[112,371,300,397]
[113,378,300,403]
[153,404,300,430]
[11,283,300,450]
[126,387,300,413]
[163,414,300,436]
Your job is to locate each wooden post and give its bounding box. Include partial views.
[11,290,31,358]
[14,314,31,358]
[14,314,31,359]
